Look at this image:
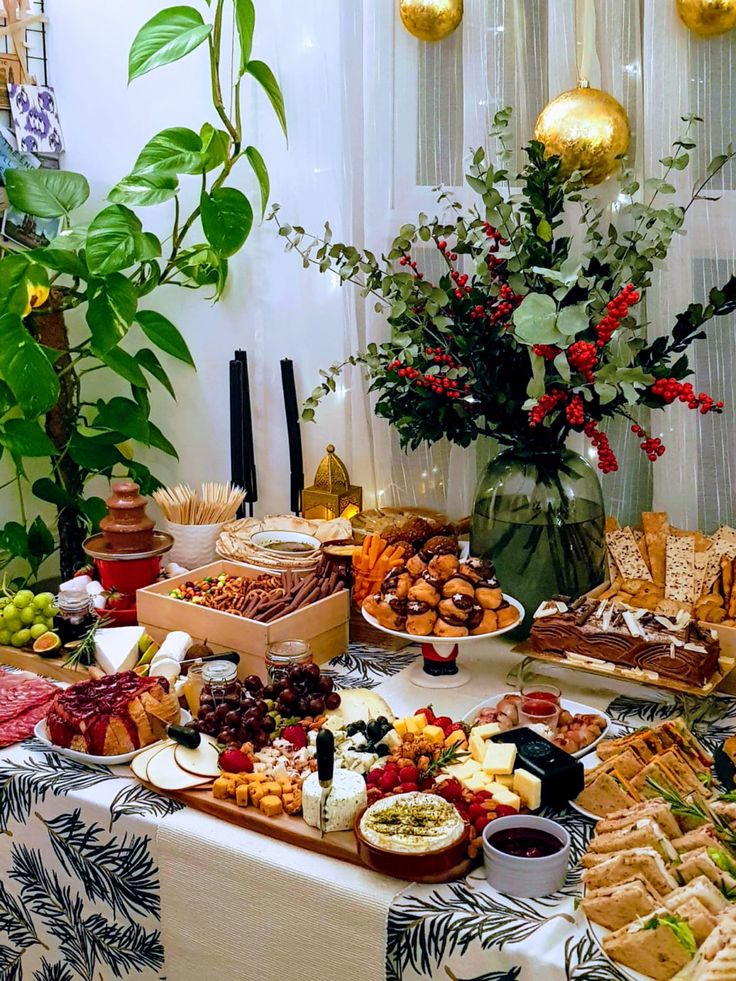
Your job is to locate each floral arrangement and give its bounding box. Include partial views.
[271,111,736,473]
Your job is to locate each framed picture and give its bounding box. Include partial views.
[0,54,23,111]
[1,204,62,249]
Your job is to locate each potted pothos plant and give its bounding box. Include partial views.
[0,0,286,582]
[272,109,735,621]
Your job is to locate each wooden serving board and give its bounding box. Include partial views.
[0,644,86,684]
[512,639,736,698]
[148,783,366,868]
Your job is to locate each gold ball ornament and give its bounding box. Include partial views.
[533,85,631,186]
[399,0,463,42]
[677,0,736,36]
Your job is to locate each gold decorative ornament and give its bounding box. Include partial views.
[301,445,363,522]
[399,0,463,42]
[533,83,630,186]
[677,0,736,36]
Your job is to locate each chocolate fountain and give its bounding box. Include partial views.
[82,480,173,622]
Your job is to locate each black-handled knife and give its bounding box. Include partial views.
[181,651,240,668]
[316,728,335,838]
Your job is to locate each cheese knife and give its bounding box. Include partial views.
[316,728,334,838]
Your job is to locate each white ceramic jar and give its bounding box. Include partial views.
[482,814,571,898]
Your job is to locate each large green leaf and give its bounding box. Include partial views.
[133,127,204,177]
[0,419,55,457]
[86,274,138,353]
[93,397,150,443]
[86,205,143,275]
[148,421,179,459]
[27,515,55,565]
[0,313,59,417]
[129,6,212,82]
[245,145,269,219]
[68,432,125,472]
[135,231,162,260]
[0,253,31,316]
[512,293,564,346]
[557,303,589,337]
[32,247,87,279]
[109,173,179,206]
[201,187,253,257]
[136,310,195,366]
[200,123,229,172]
[5,169,89,218]
[98,345,150,389]
[173,243,227,293]
[135,348,176,398]
[246,60,287,139]
[234,0,255,74]
[31,477,75,508]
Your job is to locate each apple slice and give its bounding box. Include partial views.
[130,740,172,782]
[146,744,208,791]
[174,735,220,778]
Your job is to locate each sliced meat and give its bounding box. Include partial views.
[0,678,57,724]
[0,697,55,748]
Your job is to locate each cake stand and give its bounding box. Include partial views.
[361,594,525,689]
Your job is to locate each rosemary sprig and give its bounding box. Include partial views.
[425,742,469,778]
[647,777,736,848]
[63,615,111,670]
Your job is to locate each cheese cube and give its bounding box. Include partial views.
[492,774,514,788]
[481,742,516,775]
[445,729,468,749]
[212,777,232,800]
[471,722,502,739]
[380,729,402,750]
[488,783,521,810]
[259,794,283,817]
[513,768,542,810]
[452,759,481,779]
[423,724,445,745]
[405,716,422,735]
[469,732,487,762]
[464,772,490,792]
[393,718,408,737]
[412,713,428,731]
[235,785,250,807]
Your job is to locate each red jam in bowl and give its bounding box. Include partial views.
[487,827,563,859]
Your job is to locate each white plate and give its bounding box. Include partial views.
[361,593,525,646]
[568,750,603,821]
[462,695,611,759]
[34,709,192,765]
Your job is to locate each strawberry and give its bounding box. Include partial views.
[496,804,518,817]
[415,706,435,723]
[468,802,485,821]
[219,749,253,773]
[447,722,467,734]
[366,768,384,786]
[437,778,463,801]
[399,765,419,785]
[474,815,490,834]
[474,790,492,801]
[433,716,453,733]
[379,771,399,793]
[105,589,129,611]
[281,724,307,749]
[418,776,435,791]
[399,782,419,793]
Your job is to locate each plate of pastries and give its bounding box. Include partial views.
[361,535,523,639]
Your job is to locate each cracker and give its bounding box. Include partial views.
[607,528,652,582]
[693,550,710,603]
[605,516,621,533]
[641,512,669,587]
[633,529,652,575]
[665,535,695,603]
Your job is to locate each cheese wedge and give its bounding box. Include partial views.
[488,783,521,809]
[482,742,516,775]
[471,722,502,739]
[492,773,514,788]
[470,732,487,762]
[464,772,491,792]
[513,768,542,810]
[445,759,481,780]
[423,724,445,745]
[95,626,145,674]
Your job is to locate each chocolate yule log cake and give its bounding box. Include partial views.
[531,597,720,686]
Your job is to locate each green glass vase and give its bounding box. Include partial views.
[471,447,606,633]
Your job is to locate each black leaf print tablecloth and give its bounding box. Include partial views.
[1,646,733,981]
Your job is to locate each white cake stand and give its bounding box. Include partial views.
[361,594,525,689]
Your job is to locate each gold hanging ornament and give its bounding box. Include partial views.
[399,0,463,42]
[677,0,736,36]
[533,83,630,186]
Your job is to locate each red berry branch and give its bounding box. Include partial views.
[584,420,618,473]
[650,377,724,415]
[595,283,639,348]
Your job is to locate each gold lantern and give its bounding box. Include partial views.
[301,445,363,521]
[533,83,631,186]
[677,0,736,35]
[399,0,463,42]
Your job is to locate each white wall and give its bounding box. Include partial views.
[33,0,366,530]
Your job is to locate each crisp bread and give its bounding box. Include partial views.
[607,528,652,581]
[633,529,651,572]
[641,512,669,587]
[693,550,710,603]
[704,540,736,593]
[665,535,696,603]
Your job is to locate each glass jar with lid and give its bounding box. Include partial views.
[55,590,96,645]
[265,639,313,684]
[197,661,242,739]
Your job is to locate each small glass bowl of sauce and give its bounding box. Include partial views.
[482,816,570,898]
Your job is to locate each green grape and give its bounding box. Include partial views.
[0,597,8,609]
[0,629,9,645]
[46,606,60,617]
[30,623,48,640]
[43,617,55,629]
[19,607,35,625]
[2,604,18,622]
[33,592,55,610]
[11,629,31,647]
[5,618,21,634]
[12,590,34,610]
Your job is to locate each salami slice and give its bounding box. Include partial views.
[0,669,58,746]
[0,697,54,747]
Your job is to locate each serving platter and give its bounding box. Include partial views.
[587,910,653,981]
[34,709,191,765]
[462,694,611,759]
[511,638,736,699]
[567,750,603,821]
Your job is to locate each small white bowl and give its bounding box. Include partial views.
[250,530,320,555]
[482,815,570,898]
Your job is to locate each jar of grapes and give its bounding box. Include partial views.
[265,639,313,684]
[197,661,242,743]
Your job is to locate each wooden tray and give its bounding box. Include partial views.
[148,783,366,868]
[0,644,85,684]
[512,639,736,698]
